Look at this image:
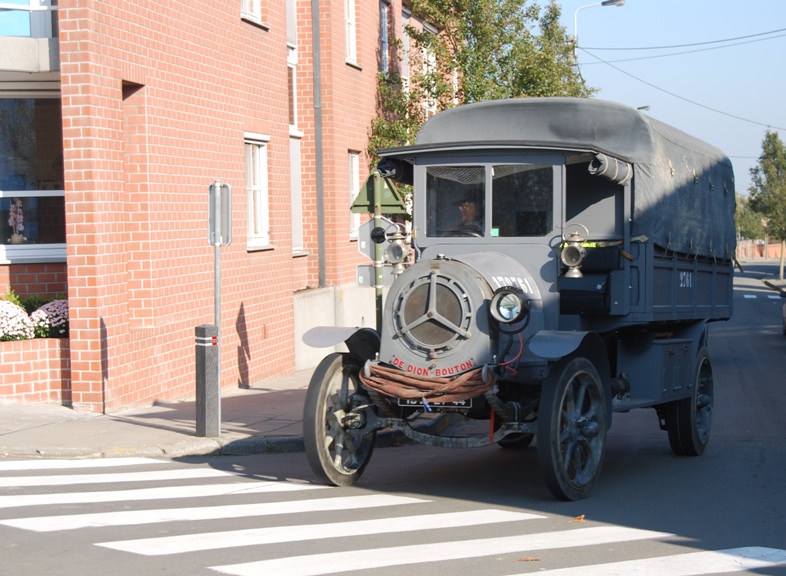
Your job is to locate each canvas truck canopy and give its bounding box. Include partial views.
[380,98,736,260]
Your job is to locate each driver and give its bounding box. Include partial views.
[450,191,484,236]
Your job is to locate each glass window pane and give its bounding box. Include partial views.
[2,195,65,245]
[0,99,64,192]
[491,165,554,237]
[426,166,485,237]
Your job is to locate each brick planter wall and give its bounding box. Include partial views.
[0,338,71,405]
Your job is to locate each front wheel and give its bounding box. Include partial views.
[303,353,376,486]
[664,347,713,456]
[537,356,607,501]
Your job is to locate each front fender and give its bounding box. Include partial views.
[528,330,589,360]
[302,326,380,364]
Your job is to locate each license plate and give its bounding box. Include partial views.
[397,398,472,409]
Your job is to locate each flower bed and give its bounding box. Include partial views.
[0,296,71,404]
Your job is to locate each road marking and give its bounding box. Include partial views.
[0,458,168,471]
[0,479,326,509]
[98,509,545,555]
[209,526,672,576]
[0,494,428,532]
[0,467,234,488]
[744,294,757,299]
[510,546,786,575]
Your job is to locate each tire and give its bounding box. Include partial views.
[303,353,376,486]
[664,348,713,456]
[537,356,607,501]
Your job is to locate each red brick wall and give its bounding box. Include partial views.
[1,1,400,411]
[0,338,71,405]
[0,263,68,298]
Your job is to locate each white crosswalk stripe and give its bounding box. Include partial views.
[0,477,326,509]
[0,493,428,531]
[2,458,785,576]
[209,527,673,576]
[0,457,168,471]
[512,546,786,576]
[97,509,545,555]
[0,467,232,488]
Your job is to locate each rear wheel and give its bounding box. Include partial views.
[303,353,376,486]
[537,356,607,501]
[664,347,713,456]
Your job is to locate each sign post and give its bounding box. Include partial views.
[351,171,406,331]
[197,180,232,438]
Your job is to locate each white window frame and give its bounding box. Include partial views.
[379,1,390,74]
[348,151,361,239]
[245,133,271,250]
[288,47,298,130]
[290,136,304,253]
[0,190,65,264]
[241,0,263,25]
[345,0,357,64]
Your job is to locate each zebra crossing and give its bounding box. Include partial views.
[0,457,784,576]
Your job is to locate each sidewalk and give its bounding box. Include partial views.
[1,266,784,461]
[0,371,312,459]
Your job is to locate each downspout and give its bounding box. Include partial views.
[311,0,326,287]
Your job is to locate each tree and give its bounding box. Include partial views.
[368,0,594,161]
[749,130,786,279]
[735,193,766,241]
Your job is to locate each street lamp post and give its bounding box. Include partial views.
[573,0,625,50]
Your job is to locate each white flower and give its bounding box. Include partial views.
[30,299,69,338]
[0,300,34,341]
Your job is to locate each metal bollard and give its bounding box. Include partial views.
[195,324,220,437]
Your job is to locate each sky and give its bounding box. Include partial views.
[543,0,786,195]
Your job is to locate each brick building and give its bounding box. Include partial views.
[0,0,414,411]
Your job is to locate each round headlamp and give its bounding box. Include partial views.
[384,242,407,264]
[490,288,529,324]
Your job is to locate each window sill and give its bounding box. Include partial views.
[246,242,275,253]
[0,244,66,265]
[241,15,270,30]
[292,250,309,258]
[345,60,363,71]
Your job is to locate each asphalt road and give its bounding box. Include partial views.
[0,264,784,576]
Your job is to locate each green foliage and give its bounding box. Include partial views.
[749,130,786,241]
[368,0,594,163]
[2,288,23,307]
[0,291,69,340]
[735,193,766,240]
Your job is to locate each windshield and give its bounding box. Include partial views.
[425,164,554,238]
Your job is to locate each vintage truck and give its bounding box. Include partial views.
[302,97,736,500]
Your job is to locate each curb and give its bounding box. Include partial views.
[0,419,449,460]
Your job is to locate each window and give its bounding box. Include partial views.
[422,24,438,117]
[287,64,297,127]
[401,10,410,85]
[241,0,263,24]
[0,0,58,39]
[345,0,357,64]
[348,151,360,238]
[379,1,391,73]
[286,0,296,47]
[0,98,65,263]
[245,134,270,249]
[424,164,555,238]
[290,137,303,253]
